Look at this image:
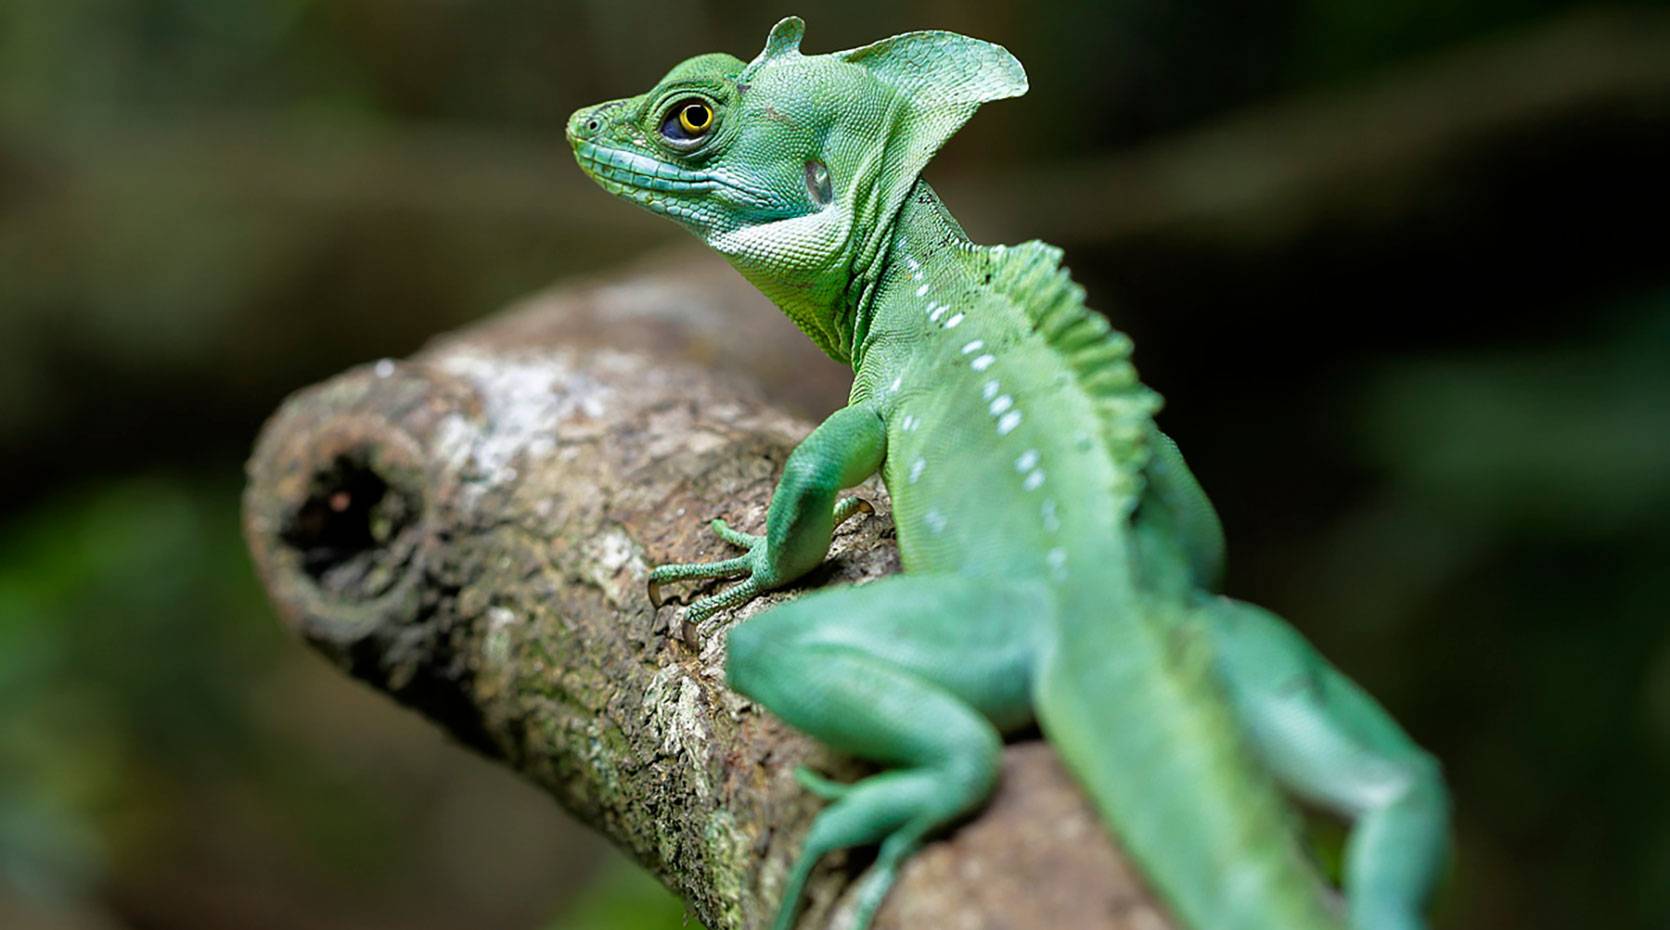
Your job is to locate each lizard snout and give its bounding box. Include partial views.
[566,106,605,146]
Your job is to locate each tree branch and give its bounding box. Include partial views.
[242,253,1175,930]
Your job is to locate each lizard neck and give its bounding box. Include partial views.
[720,167,944,369]
[849,178,973,375]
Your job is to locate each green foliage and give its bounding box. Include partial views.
[544,859,701,930]
[0,478,276,909]
[1343,293,1670,929]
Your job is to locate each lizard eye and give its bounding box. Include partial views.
[660,98,715,148]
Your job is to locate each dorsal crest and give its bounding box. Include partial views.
[986,241,1161,500]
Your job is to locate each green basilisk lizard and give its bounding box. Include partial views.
[568,17,1449,930]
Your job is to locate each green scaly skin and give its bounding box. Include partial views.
[569,17,1449,930]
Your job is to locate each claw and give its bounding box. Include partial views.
[645,554,753,612]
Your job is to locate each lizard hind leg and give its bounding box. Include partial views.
[723,574,1045,930]
[1202,598,1449,930]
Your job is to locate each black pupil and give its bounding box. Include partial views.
[685,104,707,127]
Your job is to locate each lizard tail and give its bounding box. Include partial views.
[1034,592,1344,930]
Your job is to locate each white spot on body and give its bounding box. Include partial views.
[916,283,930,297]
[889,375,902,392]
[989,395,1013,415]
[1022,470,1046,492]
[924,509,948,534]
[906,256,921,271]
[900,414,919,432]
[1047,547,1068,580]
[930,305,948,323]
[1015,450,1040,472]
[982,380,1000,400]
[1041,498,1061,533]
[961,340,985,355]
[971,354,996,371]
[909,457,926,484]
[944,313,965,328]
[997,410,1023,435]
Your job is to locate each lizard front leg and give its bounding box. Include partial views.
[648,402,887,624]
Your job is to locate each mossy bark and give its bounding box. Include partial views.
[243,250,1176,930]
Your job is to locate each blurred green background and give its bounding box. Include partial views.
[2,1,1667,928]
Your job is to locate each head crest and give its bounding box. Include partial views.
[742,16,806,76]
[741,17,1027,106]
[837,29,1028,108]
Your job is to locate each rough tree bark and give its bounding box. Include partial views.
[242,250,1178,930]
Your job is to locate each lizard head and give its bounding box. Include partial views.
[568,16,1026,363]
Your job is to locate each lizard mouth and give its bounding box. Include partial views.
[572,141,769,213]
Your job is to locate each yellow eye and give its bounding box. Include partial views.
[678,102,713,135]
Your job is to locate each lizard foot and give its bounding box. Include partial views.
[647,499,873,620]
[647,518,766,623]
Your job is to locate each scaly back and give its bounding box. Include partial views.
[984,241,1161,504]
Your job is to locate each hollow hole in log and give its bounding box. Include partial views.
[279,451,418,600]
